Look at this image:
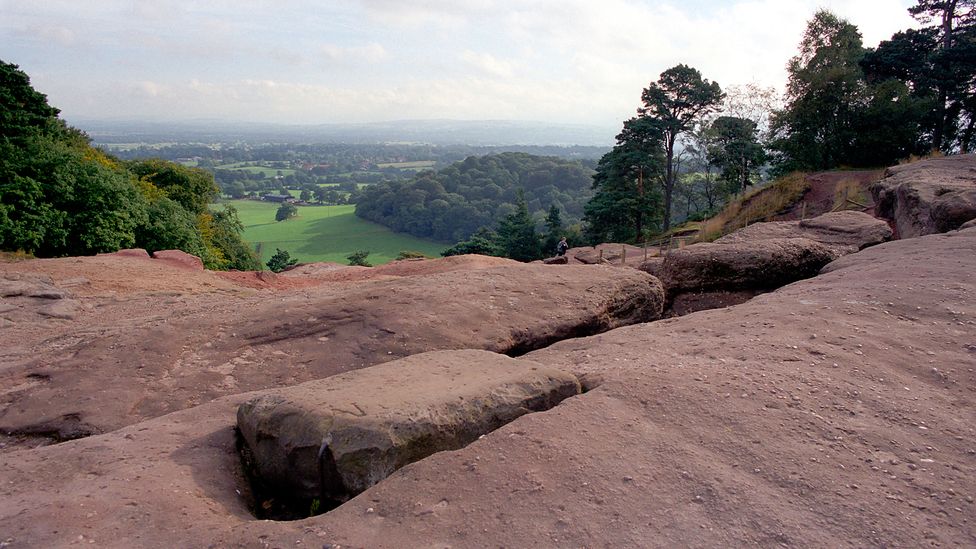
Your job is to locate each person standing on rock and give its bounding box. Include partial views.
[556,237,569,257]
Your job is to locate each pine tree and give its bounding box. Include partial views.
[496,189,541,262]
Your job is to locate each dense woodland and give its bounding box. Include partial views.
[354,153,593,243]
[0,61,260,270]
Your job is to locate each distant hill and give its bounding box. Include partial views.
[70,118,617,147]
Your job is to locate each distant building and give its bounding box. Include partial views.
[261,194,294,203]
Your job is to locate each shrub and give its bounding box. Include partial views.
[347,250,371,267]
[266,248,298,272]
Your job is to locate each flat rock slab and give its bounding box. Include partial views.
[715,210,892,254]
[871,153,976,237]
[0,261,662,436]
[237,349,580,505]
[641,237,836,297]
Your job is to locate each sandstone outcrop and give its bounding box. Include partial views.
[871,153,976,237]
[151,249,206,271]
[640,211,891,314]
[0,260,663,437]
[1,228,973,548]
[237,350,580,510]
[640,237,836,302]
[715,210,892,254]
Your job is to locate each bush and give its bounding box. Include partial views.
[395,250,431,260]
[266,248,298,272]
[347,250,371,267]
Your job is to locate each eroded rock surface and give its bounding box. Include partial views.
[871,153,976,237]
[0,228,972,548]
[237,350,580,508]
[715,210,892,254]
[641,237,836,301]
[0,258,662,437]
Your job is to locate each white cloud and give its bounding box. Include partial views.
[3,0,921,126]
[459,51,516,78]
[320,43,390,64]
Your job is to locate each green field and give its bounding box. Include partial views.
[215,162,296,177]
[221,200,448,265]
[376,160,437,170]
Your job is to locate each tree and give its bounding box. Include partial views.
[0,60,60,141]
[722,82,782,142]
[682,125,723,213]
[908,0,976,151]
[542,204,564,255]
[440,227,502,257]
[299,188,311,202]
[275,202,298,221]
[706,116,767,195]
[267,248,298,272]
[770,10,867,171]
[639,64,723,231]
[584,116,664,243]
[495,189,541,262]
[127,159,218,215]
[347,250,372,267]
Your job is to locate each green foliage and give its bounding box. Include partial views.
[584,117,665,243]
[347,250,372,267]
[355,152,594,242]
[706,116,767,195]
[266,248,298,272]
[639,64,724,230]
[127,159,218,215]
[770,10,866,172]
[0,128,148,256]
[906,0,976,151]
[205,205,262,270]
[0,60,60,141]
[0,60,259,270]
[275,202,298,221]
[495,189,542,262]
[395,250,432,260]
[135,196,205,258]
[440,227,502,257]
[542,204,564,254]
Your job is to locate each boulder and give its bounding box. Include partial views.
[237,350,580,506]
[642,237,836,297]
[870,154,976,237]
[151,249,205,271]
[715,210,891,254]
[543,255,569,264]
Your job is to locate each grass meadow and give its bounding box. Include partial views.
[221,200,448,266]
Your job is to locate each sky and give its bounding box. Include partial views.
[2,0,919,128]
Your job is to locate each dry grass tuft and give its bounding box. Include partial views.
[832,177,869,211]
[697,172,810,241]
[0,250,36,262]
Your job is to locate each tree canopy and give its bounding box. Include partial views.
[355,152,593,242]
[0,60,259,270]
[639,64,723,230]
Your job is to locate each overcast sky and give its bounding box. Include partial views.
[2,0,918,127]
